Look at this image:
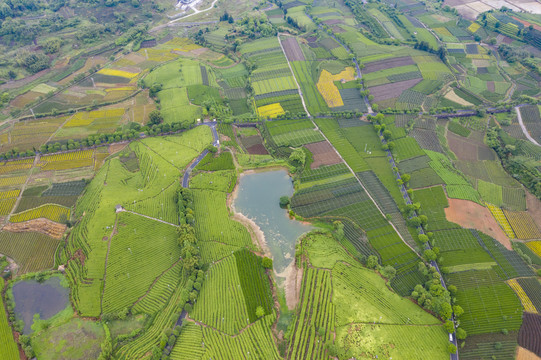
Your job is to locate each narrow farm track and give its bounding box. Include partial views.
[516,106,541,146]
[3,154,40,226]
[138,139,184,171]
[45,113,75,144]
[184,313,262,338]
[131,257,183,308]
[121,209,179,228]
[101,214,119,313]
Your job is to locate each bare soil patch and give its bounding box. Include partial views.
[4,218,67,239]
[517,347,541,360]
[444,89,474,106]
[305,141,342,169]
[370,78,422,102]
[277,261,302,310]
[447,132,478,161]
[108,143,127,155]
[502,35,514,44]
[445,198,512,249]
[246,144,269,155]
[363,56,414,73]
[281,37,305,61]
[513,16,541,31]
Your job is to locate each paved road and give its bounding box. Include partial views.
[515,106,541,146]
[181,122,219,188]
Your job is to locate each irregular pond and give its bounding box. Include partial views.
[233,169,312,278]
[12,276,69,333]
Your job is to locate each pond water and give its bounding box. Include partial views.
[12,276,69,333]
[233,169,312,278]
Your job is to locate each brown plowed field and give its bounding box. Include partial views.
[4,218,67,239]
[447,132,496,161]
[444,198,512,249]
[246,144,269,155]
[305,141,342,169]
[448,132,478,161]
[370,78,422,102]
[282,37,305,61]
[363,56,415,73]
[519,313,541,357]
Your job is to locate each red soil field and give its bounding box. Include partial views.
[305,141,342,169]
[246,144,269,155]
[281,37,305,61]
[444,198,512,249]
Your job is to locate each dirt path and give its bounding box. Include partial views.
[121,209,179,228]
[3,154,40,227]
[45,114,75,144]
[100,214,118,313]
[131,257,183,308]
[516,106,541,146]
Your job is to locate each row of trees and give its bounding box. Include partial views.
[0,114,190,160]
[369,112,466,354]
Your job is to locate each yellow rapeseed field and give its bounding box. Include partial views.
[467,23,480,33]
[526,241,541,258]
[98,68,139,79]
[10,204,70,223]
[507,279,537,314]
[0,190,20,200]
[317,67,356,108]
[486,203,515,238]
[258,103,285,118]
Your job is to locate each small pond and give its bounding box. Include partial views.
[12,276,69,333]
[233,169,312,278]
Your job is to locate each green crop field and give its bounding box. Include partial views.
[288,266,335,359]
[271,128,325,147]
[192,190,254,261]
[446,184,482,203]
[191,255,251,334]
[0,281,18,360]
[0,232,59,273]
[446,269,523,335]
[3,0,541,356]
[101,212,180,314]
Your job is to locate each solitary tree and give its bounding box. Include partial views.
[148,110,163,125]
[256,306,265,318]
[367,255,379,269]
